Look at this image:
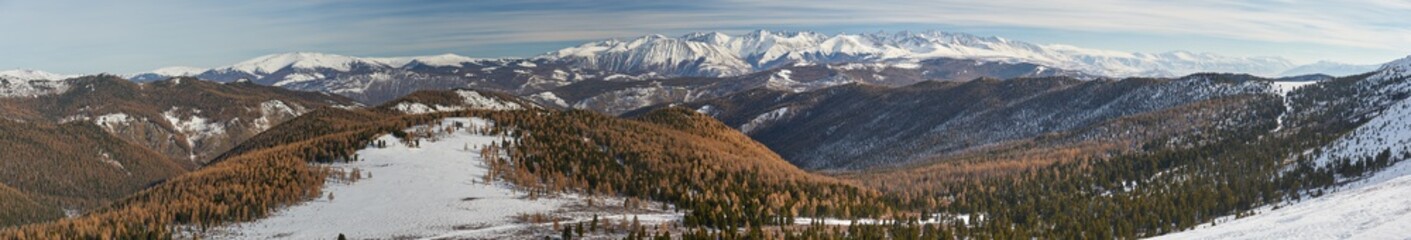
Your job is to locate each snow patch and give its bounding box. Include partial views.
[93,113,134,129]
[272,73,326,87]
[162,108,226,161]
[527,91,569,108]
[456,90,525,110]
[740,107,789,133]
[252,100,300,131]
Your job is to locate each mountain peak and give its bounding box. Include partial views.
[228,52,371,74]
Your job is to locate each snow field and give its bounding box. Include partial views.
[209,117,678,239]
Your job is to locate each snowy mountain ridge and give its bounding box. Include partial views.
[124,30,1343,84]
[0,69,74,81]
[544,30,1299,77]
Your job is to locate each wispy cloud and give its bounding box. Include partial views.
[0,0,1406,73]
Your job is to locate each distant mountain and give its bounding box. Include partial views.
[545,57,1092,115]
[110,30,1314,109]
[117,50,1091,115]
[1280,61,1379,77]
[0,69,73,81]
[546,30,1297,77]
[127,52,615,104]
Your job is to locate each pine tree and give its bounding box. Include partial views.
[591,215,600,232]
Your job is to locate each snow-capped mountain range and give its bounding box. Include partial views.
[112,30,1358,83]
[2,30,1398,113]
[4,30,1385,87]
[544,30,1300,77]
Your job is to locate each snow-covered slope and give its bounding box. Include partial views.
[0,69,73,81]
[1312,56,1411,166]
[209,118,678,239]
[1151,156,1411,240]
[0,70,73,98]
[544,30,1296,77]
[391,89,527,114]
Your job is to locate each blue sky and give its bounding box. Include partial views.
[2,0,1408,74]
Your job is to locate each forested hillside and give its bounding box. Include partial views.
[0,90,890,239]
[0,75,355,228]
[638,73,1275,169]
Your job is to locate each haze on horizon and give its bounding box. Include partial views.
[1,0,1408,74]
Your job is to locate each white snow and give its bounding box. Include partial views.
[391,102,453,114]
[1269,81,1320,132]
[93,113,134,129]
[740,107,789,133]
[251,100,301,131]
[393,90,524,114]
[1311,94,1411,167]
[393,53,480,68]
[526,91,570,108]
[1271,81,1318,96]
[1155,63,1411,239]
[96,150,125,172]
[162,108,226,160]
[271,73,325,87]
[541,31,1297,77]
[210,118,678,239]
[1152,160,1411,240]
[0,77,70,98]
[226,52,381,74]
[456,90,525,110]
[0,70,76,98]
[695,105,717,116]
[1371,56,1411,81]
[0,69,73,81]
